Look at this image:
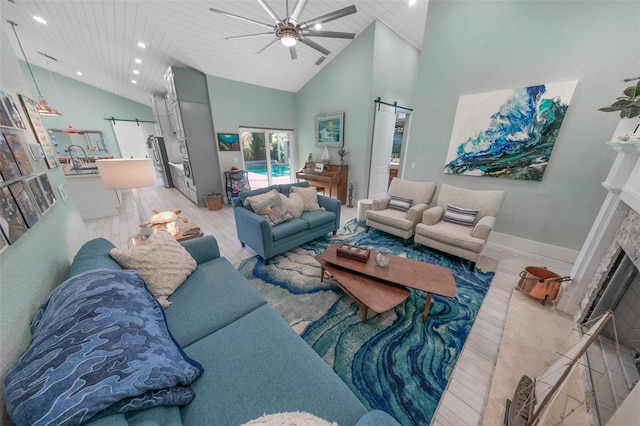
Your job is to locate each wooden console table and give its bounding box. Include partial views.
[296,162,348,204]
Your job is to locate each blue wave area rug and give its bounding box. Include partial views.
[237,219,495,425]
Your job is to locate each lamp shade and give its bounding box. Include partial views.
[96,159,156,189]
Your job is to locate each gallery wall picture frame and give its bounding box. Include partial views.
[18,94,59,169]
[0,185,28,244]
[315,112,344,148]
[0,227,7,253]
[3,132,33,175]
[26,176,50,214]
[58,183,69,202]
[38,173,57,206]
[0,90,27,130]
[0,134,21,180]
[217,133,240,151]
[8,180,40,227]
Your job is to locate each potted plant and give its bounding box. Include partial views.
[599,80,640,140]
[336,147,349,165]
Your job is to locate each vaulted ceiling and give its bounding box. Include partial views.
[2,0,429,106]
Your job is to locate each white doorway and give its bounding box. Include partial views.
[111,120,156,159]
[367,103,412,199]
[239,127,294,189]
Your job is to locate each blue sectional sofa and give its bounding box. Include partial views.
[6,234,399,425]
[232,182,341,264]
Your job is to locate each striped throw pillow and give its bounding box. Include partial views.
[443,204,478,226]
[388,195,412,212]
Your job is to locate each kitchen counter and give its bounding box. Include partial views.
[65,174,120,220]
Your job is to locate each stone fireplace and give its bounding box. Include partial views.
[555,137,640,424]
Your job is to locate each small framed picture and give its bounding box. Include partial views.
[315,112,344,148]
[58,183,69,202]
[314,162,325,172]
[217,133,240,151]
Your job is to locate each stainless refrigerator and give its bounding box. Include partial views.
[146,135,173,188]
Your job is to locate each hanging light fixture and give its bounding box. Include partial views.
[8,20,62,116]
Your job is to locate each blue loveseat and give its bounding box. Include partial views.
[232,182,341,264]
[6,234,399,425]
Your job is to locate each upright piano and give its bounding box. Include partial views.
[295,162,349,204]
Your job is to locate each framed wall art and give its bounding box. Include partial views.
[315,113,344,148]
[0,186,28,243]
[444,80,577,181]
[18,94,59,169]
[217,133,240,151]
[8,180,40,227]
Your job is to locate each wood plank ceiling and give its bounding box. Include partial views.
[1,1,428,105]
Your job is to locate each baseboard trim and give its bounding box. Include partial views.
[487,232,579,264]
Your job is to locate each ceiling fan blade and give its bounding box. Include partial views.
[303,30,355,39]
[300,5,357,29]
[209,7,275,30]
[299,38,331,56]
[290,0,308,22]
[256,0,281,24]
[289,46,297,60]
[256,39,280,55]
[225,32,275,40]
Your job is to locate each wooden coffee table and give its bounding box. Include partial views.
[315,244,457,322]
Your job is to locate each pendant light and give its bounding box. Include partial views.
[8,20,62,116]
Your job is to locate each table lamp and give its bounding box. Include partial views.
[96,158,157,239]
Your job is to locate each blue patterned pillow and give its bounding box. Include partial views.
[443,204,479,226]
[388,195,413,211]
[4,269,203,426]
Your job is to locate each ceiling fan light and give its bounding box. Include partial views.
[281,35,297,47]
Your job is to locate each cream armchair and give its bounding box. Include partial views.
[365,178,437,246]
[414,183,505,271]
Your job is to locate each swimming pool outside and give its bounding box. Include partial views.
[245,163,291,177]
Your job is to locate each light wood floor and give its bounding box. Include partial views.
[84,185,579,426]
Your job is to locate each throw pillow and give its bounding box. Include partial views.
[251,192,293,227]
[109,229,197,307]
[290,186,324,211]
[388,195,413,212]
[241,411,337,426]
[443,204,479,226]
[244,189,280,208]
[280,192,304,218]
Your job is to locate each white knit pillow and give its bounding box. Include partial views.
[109,229,197,308]
[244,189,280,207]
[241,412,337,426]
[290,186,324,211]
[280,192,304,218]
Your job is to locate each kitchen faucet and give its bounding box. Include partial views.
[67,144,89,169]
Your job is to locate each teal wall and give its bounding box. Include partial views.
[19,62,154,158]
[0,29,87,419]
[206,75,297,173]
[296,20,419,199]
[405,0,639,250]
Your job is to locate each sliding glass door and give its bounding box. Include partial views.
[240,128,293,189]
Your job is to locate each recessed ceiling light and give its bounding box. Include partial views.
[408,0,417,6]
[135,58,142,64]
[137,42,146,49]
[131,79,137,84]
[314,23,322,30]
[76,71,82,76]
[133,70,140,75]
[33,16,47,24]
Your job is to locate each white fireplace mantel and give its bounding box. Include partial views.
[557,139,640,314]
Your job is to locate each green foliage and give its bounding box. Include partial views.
[599,81,640,119]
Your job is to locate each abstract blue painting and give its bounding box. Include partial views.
[444,81,577,180]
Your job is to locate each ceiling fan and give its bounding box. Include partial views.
[209,0,357,60]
